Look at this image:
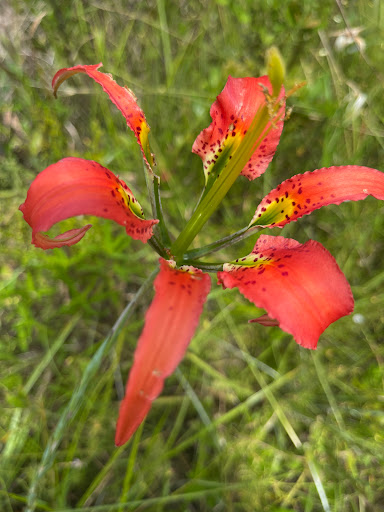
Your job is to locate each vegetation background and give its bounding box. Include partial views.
[1,0,384,510]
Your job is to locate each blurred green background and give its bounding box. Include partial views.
[1,0,384,510]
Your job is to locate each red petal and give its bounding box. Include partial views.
[251,165,384,228]
[250,314,279,327]
[52,63,151,165]
[115,259,211,446]
[217,235,354,349]
[192,76,285,183]
[34,225,92,249]
[19,157,158,248]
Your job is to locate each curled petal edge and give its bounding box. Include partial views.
[52,63,152,166]
[19,157,158,249]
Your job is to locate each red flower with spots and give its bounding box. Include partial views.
[192,76,285,187]
[19,61,384,446]
[20,157,158,248]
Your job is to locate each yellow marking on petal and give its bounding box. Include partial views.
[166,259,207,278]
[250,185,304,227]
[138,121,150,152]
[223,252,275,272]
[108,177,146,220]
[203,128,244,179]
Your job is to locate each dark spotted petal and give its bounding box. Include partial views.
[217,235,354,349]
[192,76,285,185]
[52,63,151,166]
[115,259,211,445]
[19,157,158,248]
[251,166,384,228]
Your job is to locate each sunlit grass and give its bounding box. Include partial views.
[1,0,384,511]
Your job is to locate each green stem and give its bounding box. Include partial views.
[148,235,168,258]
[142,158,171,248]
[182,226,259,261]
[170,104,276,259]
[153,175,171,246]
[182,261,224,272]
[142,156,158,218]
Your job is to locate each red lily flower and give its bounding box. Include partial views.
[20,62,384,446]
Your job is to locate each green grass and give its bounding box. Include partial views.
[1,0,384,510]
